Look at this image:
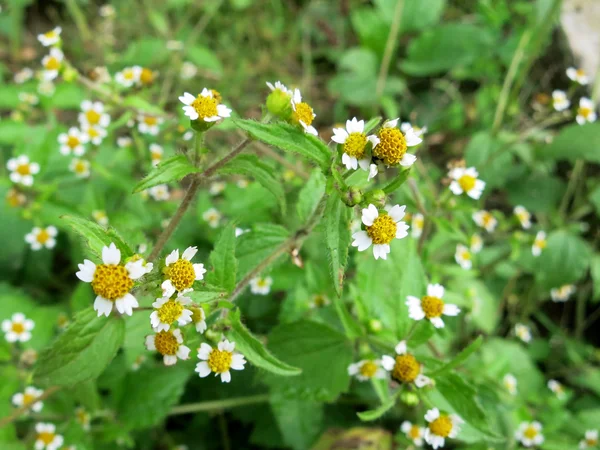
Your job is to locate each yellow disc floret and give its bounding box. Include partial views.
[67,136,80,148]
[409,425,421,439]
[374,127,407,165]
[421,295,444,319]
[85,110,101,125]
[16,164,31,175]
[164,259,196,291]
[192,95,218,120]
[366,214,397,245]
[91,264,133,301]
[12,322,25,333]
[38,431,56,445]
[45,57,60,71]
[154,330,179,355]
[140,68,154,85]
[359,360,378,378]
[36,229,51,244]
[458,174,476,192]
[392,354,420,383]
[208,348,232,374]
[429,415,453,437]
[344,132,368,158]
[157,299,184,324]
[292,102,314,126]
[523,426,538,440]
[210,89,222,103]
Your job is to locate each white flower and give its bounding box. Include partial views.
[579,430,599,449]
[250,276,273,295]
[515,421,544,447]
[351,204,409,260]
[81,124,107,146]
[99,4,116,17]
[423,408,463,449]
[406,284,460,329]
[547,379,566,398]
[2,313,34,343]
[145,328,190,366]
[115,66,142,87]
[150,295,193,332]
[34,423,63,450]
[75,406,91,431]
[25,226,58,250]
[308,294,330,309]
[401,421,426,447]
[131,354,146,371]
[149,143,163,167]
[348,359,386,381]
[567,67,589,85]
[92,210,108,226]
[209,181,226,196]
[411,213,424,238]
[290,89,317,135]
[78,100,110,128]
[202,207,222,228]
[401,122,427,138]
[148,184,170,201]
[448,167,485,199]
[515,323,532,343]
[195,339,246,383]
[532,231,546,257]
[12,386,44,412]
[161,246,207,296]
[470,234,483,253]
[514,205,532,229]
[550,284,575,302]
[576,97,597,125]
[332,117,379,171]
[137,114,164,135]
[381,340,432,387]
[19,92,39,105]
[472,210,497,232]
[69,158,91,179]
[454,244,472,270]
[179,89,232,122]
[76,243,145,317]
[503,373,517,395]
[14,67,34,84]
[37,27,62,47]
[38,80,56,97]
[41,48,63,80]
[371,118,420,167]
[552,90,570,111]
[266,81,290,94]
[180,61,198,80]
[117,136,132,148]
[191,306,207,334]
[58,127,88,156]
[7,155,40,186]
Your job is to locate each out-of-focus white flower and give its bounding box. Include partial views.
[550,284,575,302]
[552,90,570,111]
[38,27,62,47]
[567,67,589,85]
[576,97,597,125]
[25,226,58,250]
[180,62,198,80]
[250,276,272,295]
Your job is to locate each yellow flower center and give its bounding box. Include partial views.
[164,259,196,291]
[421,295,444,319]
[208,348,233,373]
[16,164,31,175]
[124,70,134,80]
[143,116,158,126]
[44,30,57,39]
[587,438,598,446]
[191,306,204,324]
[36,229,51,244]
[45,57,60,71]
[343,132,368,158]
[140,68,154,84]
[482,213,494,227]
[409,425,421,439]
[22,393,36,405]
[151,151,162,160]
[392,354,420,383]
[359,360,378,378]
[579,106,593,119]
[517,211,528,221]
[67,136,80,148]
[38,432,56,445]
[157,299,184,324]
[366,213,397,245]
[458,174,476,192]
[313,295,327,307]
[373,127,407,165]
[430,416,453,438]
[7,190,24,207]
[88,127,100,138]
[535,239,547,249]
[91,264,133,301]
[191,95,218,120]
[85,110,101,125]
[523,426,538,440]
[74,161,88,173]
[11,322,25,333]
[76,409,89,424]
[461,250,471,260]
[154,330,179,355]
[576,69,586,77]
[414,217,424,228]
[292,102,314,126]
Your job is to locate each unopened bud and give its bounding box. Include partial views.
[368,319,382,333]
[344,187,362,206]
[266,89,292,119]
[365,189,386,208]
[400,391,419,406]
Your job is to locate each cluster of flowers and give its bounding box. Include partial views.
[549,67,597,125]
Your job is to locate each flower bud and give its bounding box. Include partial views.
[62,65,79,83]
[266,89,292,119]
[400,391,419,406]
[365,189,386,208]
[344,187,363,206]
[368,319,383,334]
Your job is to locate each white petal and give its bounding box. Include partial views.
[116,293,138,316]
[404,129,423,147]
[415,374,432,388]
[76,260,96,282]
[400,153,417,167]
[395,340,407,355]
[331,128,348,144]
[193,263,207,280]
[430,317,445,328]
[425,408,440,422]
[94,296,113,317]
[358,158,370,170]
[373,244,390,260]
[387,204,406,222]
[182,246,198,260]
[381,355,395,371]
[351,231,372,252]
[427,284,445,298]
[396,222,409,239]
[198,343,212,360]
[449,181,463,195]
[102,243,121,265]
[145,335,156,350]
[125,259,146,280]
[231,354,246,370]
[342,153,358,170]
[195,361,211,377]
[362,204,379,226]
[179,92,195,105]
[220,371,232,383]
[163,355,177,366]
[443,304,460,316]
[165,249,179,266]
[384,118,399,128]
[161,280,176,297]
[177,345,191,360]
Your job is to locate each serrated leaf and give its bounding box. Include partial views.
[324,193,352,296]
[219,154,286,213]
[34,308,125,387]
[122,95,168,117]
[429,336,483,377]
[187,284,228,303]
[133,155,199,193]
[62,215,134,260]
[382,168,410,194]
[236,223,290,278]
[271,396,323,450]
[544,123,600,162]
[297,169,326,223]
[206,222,238,292]
[233,119,331,170]
[228,309,301,376]
[357,391,399,421]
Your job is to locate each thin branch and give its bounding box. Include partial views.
[168,394,270,416]
[0,386,60,428]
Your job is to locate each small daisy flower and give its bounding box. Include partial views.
[372,118,420,167]
[195,339,246,383]
[69,158,91,179]
[472,210,497,232]
[552,90,570,111]
[289,89,317,135]
[81,124,107,146]
[2,313,34,343]
[7,155,40,186]
[117,136,132,148]
[75,406,91,431]
[145,328,190,366]
[161,246,207,296]
[137,114,164,135]
[14,67,34,84]
[19,92,39,105]
[401,421,426,447]
[515,323,532,343]
[148,184,170,201]
[406,284,460,329]
[25,226,58,250]
[209,181,226,196]
[150,296,193,332]
[514,205,532,229]
[139,68,155,85]
[382,341,432,387]
[424,408,463,449]
[550,284,576,302]
[12,386,44,412]
[131,354,146,371]
[567,67,589,85]
[547,379,566,399]
[250,276,273,295]
[470,234,483,253]
[79,100,110,128]
[309,293,330,309]
[115,66,142,87]
[99,4,116,17]
[515,421,544,447]
[76,243,146,317]
[332,118,379,171]
[411,213,424,238]
[351,204,409,260]
[179,89,232,122]
[448,167,485,199]
[532,231,547,257]
[202,207,222,228]
[58,127,88,156]
[503,373,517,395]
[576,97,597,125]
[348,359,386,381]
[579,430,599,449]
[92,210,108,226]
[41,48,63,80]
[35,423,63,450]
[37,27,62,47]
[454,244,472,270]
[149,143,163,167]
[180,61,198,80]
[190,305,207,334]
[6,188,27,208]
[38,80,56,97]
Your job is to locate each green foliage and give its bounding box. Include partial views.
[206,222,238,292]
[545,123,600,162]
[324,193,352,296]
[61,215,134,260]
[536,230,591,289]
[357,391,399,422]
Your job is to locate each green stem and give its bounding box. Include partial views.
[375,0,404,98]
[65,0,92,42]
[559,159,584,217]
[168,394,270,416]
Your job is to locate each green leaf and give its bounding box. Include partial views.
[536,230,592,289]
[271,396,323,450]
[62,215,134,260]
[591,254,600,302]
[187,284,228,303]
[34,308,125,387]
[325,193,352,296]
[375,0,446,33]
[133,155,199,193]
[186,46,223,76]
[429,336,483,377]
[233,119,331,171]
[297,169,326,223]
[364,116,382,134]
[382,168,411,194]
[206,222,238,292]
[227,309,302,376]
[122,95,168,117]
[357,391,399,422]
[544,123,600,162]
[219,154,286,214]
[236,223,290,278]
